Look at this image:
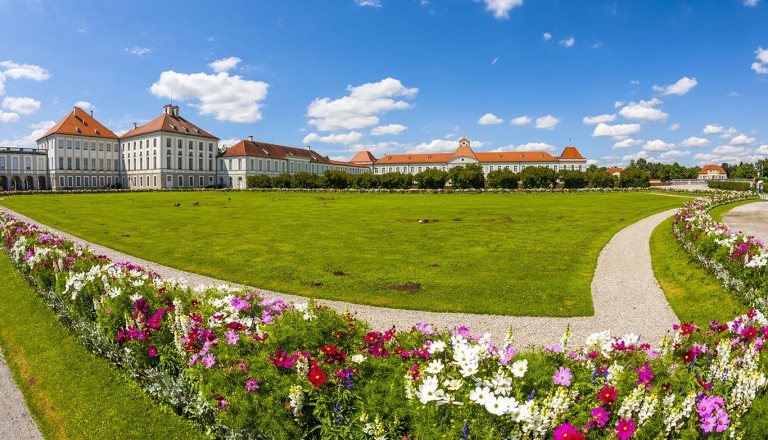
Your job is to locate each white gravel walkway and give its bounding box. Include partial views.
[0,349,43,440]
[722,200,768,244]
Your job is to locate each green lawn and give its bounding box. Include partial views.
[0,191,690,317]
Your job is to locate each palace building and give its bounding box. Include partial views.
[351,137,587,175]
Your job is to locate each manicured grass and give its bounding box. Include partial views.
[649,217,747,328]
[0,191,689,317]
[0,256,209,439]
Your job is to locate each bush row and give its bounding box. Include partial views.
[707,181,752,191]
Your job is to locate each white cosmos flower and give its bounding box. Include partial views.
[444,377,463,391]
[510,359,528,377]
[416,381,440,404]
[459,361,479,377]
[350,354,365,364]
[426,360,444,374]
[469,385,492,405]
[428,340,447,354]
[484,394,507,416]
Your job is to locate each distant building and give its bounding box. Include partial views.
[0,147,48,190]
[218,137,370,189]
[605,167,624,177]
[698,164,728,180]
[354,137,588,175]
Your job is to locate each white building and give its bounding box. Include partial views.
[120,105,219,189]
[36,107,121,190]
[354,137,588,175]
[0,147,48,190]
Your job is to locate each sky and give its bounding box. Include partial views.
[0,0,767,168]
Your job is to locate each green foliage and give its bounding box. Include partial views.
[619,167,651,188]
[559,170,588,189]
[271,173,294,188]
[349,172,379,189]
[413,168,449,189]
[448,164,485,189]
[486,169,519,189]
[519,166,558,189]
[293,172,323,189]
[587,170,615,188]
[246,174,272,189]
[378,172,413,189]
[323,170,350,189]
[707,180,751,191]
[730,162,757,179]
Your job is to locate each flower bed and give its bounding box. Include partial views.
[673,192,768,313]
[2,210,767,439]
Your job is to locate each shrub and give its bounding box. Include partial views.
[247,174,272,189]
[448,164,485,189]
[414,168,449,189]
[519,166,557,189]
[619,167,650,188]
[271,173,294,188]
[379,172,413,189]
[707,180,751,191]
[323,170,350,189]
[588,170,615,188]
[349,173,379,189]
[486,169,519,189]
[560,170,588,189]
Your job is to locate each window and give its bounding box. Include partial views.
[166,156,171,169]
[76,176,81,187]
[209,158,213,171]
[0,157,4,170]
[100,159,104,171]
[83,159,88,170]
[140,176,144,187]
[67,158,72,170]
[114,159,119,171]
[166,175,172,185]
[208,143,213,152]
[199,157,203,170]
[67,140,72,149]
[177,139,182,148]
[238,158,242,170]
[75,158,80,170]
[189,176,194,187]
[199,176,204,186]
[107,143,111,151]
[58,157,63,169]
[153,157,157,169]
[59,176,65,187]
[58,140,64,149]
[99,142,103,151]
[178,175,184,187]
[107,160,112,171]
[83,176,89,187]
[198,141,203,150]
[99,176,105,187]
[178,156,183,170]
[189,155,193,170]
[107,176,112,185]
[67,176,73,187]
[153,138,157,148]
[153,175,157,187]
[75,141,80,150]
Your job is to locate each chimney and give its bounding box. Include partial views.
[306,146,311,150]
[133,122,137,129]
[73,107,77,117]
[248,135,253,142]
[90,110,93,117]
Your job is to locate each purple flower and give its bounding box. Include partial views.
[635,362,654,386]
[591,406,610,427]
[147,346,157,357]
[202,353,216,369]
[245,377,259,392]
[225,330,239,345]
[553,366,572,386]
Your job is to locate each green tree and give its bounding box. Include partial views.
[379,172,413,189]
[323,170,350,189]
[293,172,323,188]
[486,169,519,189]
[271,173,294,188]
[560,170,588,189]
[246,174,272,188]
[414,168,449,189]
[731,163,757,179]
[448,164,485,189]
[519,166,558,189]
[619,167,650,188]
[349,173,379,189]
[588,170,615,188]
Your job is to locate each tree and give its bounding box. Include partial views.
[560,170,588,189]
[448,164,485,189]
[247,174,272,188]
[486,169,519,189]
[294,172,323,188]
[588,170,614,188]
[323,170,350,189]
[731,163,757,179]
[519,166,558,189]
[271,173,294,188]
[349,173,379,189]
[379,172,413,189]
[414,168,449,189]
[619,167,650,188]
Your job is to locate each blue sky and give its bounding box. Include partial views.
[1,0,767,167]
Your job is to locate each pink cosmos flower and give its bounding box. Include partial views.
[202,353,216,369]
[245,377,259,392]
[591,406,610,427]
[553,422,584,440]
[616,418,636,440]
[147,346,157,357]
[225,330,239,345]
[553,366,572,386]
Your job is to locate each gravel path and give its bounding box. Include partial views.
[722,200,768,244]
[0,206,680,436]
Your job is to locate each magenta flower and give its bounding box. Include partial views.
[245,377,259,392]
[553,366,572,386]
[268,350,297,368]
[225,330,240,345]
[635,362,654,386]
[590,406,610,427]
[616,418,636,440]
[147,346,157,357]
[202,353,216,369]
[553,422,583,440]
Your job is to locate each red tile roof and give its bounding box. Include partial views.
[558,146,585,160]
[222,139,332,163]
[121,111,218,140]
[350,151,377,163]
[375,153,455,164]
[606,167,624,174]
[699,164,727,175]
[328,159,370,168]
[37,107,119,141]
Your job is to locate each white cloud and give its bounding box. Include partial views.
[307,77,417,131]
[559,37,575,48]
[125,47,152,56]
[752,47,768,74]
[208,57,241,73]
[659,150,690,161]
[0,112,19,123]
[0,120,55,147]
[371,124,407,136]
[744,0,760,7]
[355,0,382,6]
[719,127,738,139]
[150,70,269,123]
[350,141,402,156]
[2,97,40,115]
[0,61,50,81]
[643,139,674,151]
[755,144,768,155]
[74,101,94,111]
[478,113,503,125]
[592,122,641,137]
[614,100,624,108]
[651,77,698,96]
[410,138,461,153]
[491,57,498,65]
[500,142,557,152]
[303,131,363,145]
[702,124,723,134]
[535,114,559,130]
[630,80,640,85]
[668,122,680,131]
[582,114,616,124]
[713,145,747,155]
[680,136,710,147]
[218,138,240,150]
[510,115,531,125]
[483,0,523,19]
[612,138,643,149]
[730,133,756,145]
[622,151,649,162]
[543,32,552,41]
[619,98,668,123]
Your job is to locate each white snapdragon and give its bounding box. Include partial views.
[617,386,645,419]
[288,384,304,418]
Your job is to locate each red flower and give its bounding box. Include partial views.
[682,349,696,364]
[308,368,327,387]
[741,326,758,340]
[365,331,381,344]
[597,386,617,405]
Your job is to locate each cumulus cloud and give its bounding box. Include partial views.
[559,37,575,48]
[643,139,675,151]
[0,61,50,81]
[752,47,768,74]
[614,100,624,108]
[478,113,503,125]
[702,124,723,134]
[218,138,240,150]
[592,122,641,137]
[535,114,559,130]
[719,127,738,139]
[303,131,363,145]
[618,98,668,123]
[652,77,698,96]
[208,57,241,73]
[125,47,152,56]
[307,77,417,131]
[483,0,523,19]
[371,124,407,136]
[2,96,40,115]
[0,120,55,147]
[74,101,94,111]
[659,150,690,161]
[510,115,531,125]
[713,145,748,155]
[756,144,768,155]
[582,114,616,124]
[494,142,557,152]
[0,111,19,123]
[150,70,269,123]
[349,141,402,156]
[680,136,710,147]
[744,0,760,7]
[410,138,462,153]
[669,122,680,131]
[612,138,643,149]
[622,151,649,162]
[730,133,756,145]
[355,0,382,6]
[543,32,552,41]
